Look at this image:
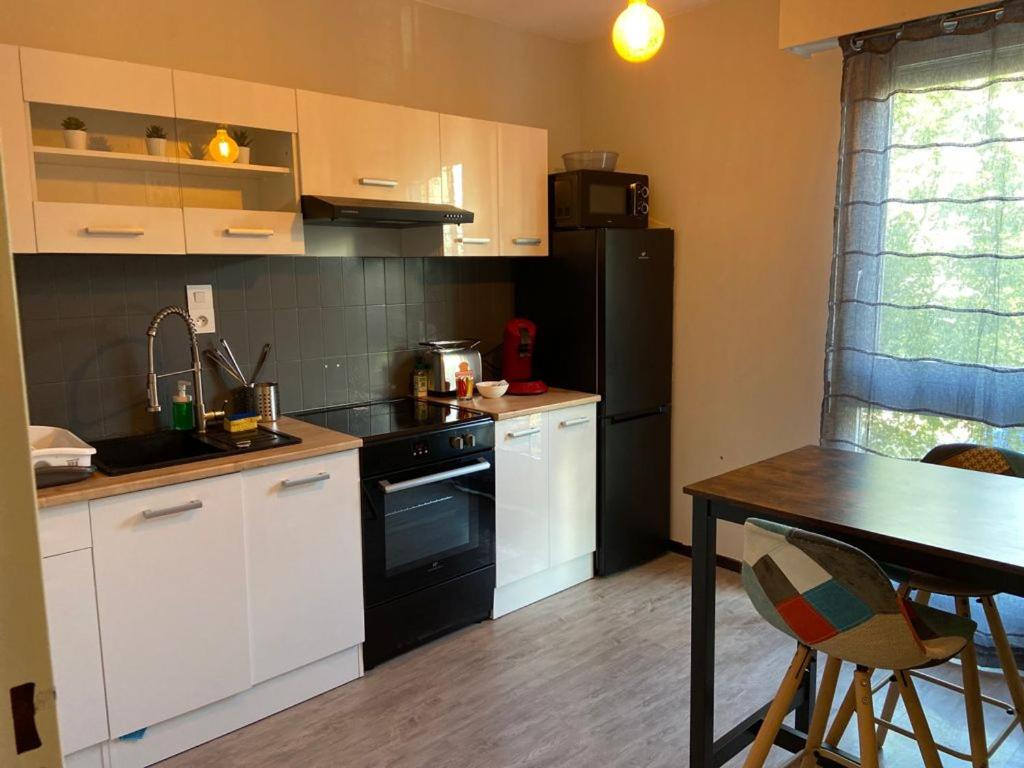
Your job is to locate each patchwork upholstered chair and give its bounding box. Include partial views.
[741,518,976,768]
[863,444,1024,766]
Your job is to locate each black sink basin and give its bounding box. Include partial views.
[91,427,301,476]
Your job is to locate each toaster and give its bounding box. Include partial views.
[420,340,482,395]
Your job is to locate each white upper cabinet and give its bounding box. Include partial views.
[296,90,441,203]
[498,123,548,256]
[440,114,499,257]
[90,475,251,738]
[172,70,298,133]
[20,47,174,117]
[0,44,37,252]
[242,451,364,685]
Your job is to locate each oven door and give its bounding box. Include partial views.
[362,451,495,608]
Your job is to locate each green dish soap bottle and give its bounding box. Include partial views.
[172,380,195,431]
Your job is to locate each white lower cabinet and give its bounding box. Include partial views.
[42,548,108,755]
[495,413,549,588]
[90,474,251,738]
[242,451,364,684]
[493,404,597,617]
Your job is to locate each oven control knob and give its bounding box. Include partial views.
[450,435,465,450]
[464,433,476,448]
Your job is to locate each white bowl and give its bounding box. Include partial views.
[477,380,509,398]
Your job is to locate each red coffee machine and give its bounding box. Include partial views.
[502,318,548,395]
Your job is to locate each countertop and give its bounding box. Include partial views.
[36,417,362,509]
[420,387,600,420]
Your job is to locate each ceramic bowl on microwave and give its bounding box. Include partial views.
[562,150,619,171]
[477,380,509,399]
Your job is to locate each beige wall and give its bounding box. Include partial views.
[779,0,981,49]
[0,0,582,168]
[581,0,841,558]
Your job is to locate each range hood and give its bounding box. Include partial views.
[301,195,474,229]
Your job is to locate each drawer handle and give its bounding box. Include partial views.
[560,416,590,428]
[85,226,144,237]
[142,499,202,520]
[512,237,542,246]
[458,236,492,245]
[225,227,274,237]
[507,427,541,439]
[281,472,331,489]
[359,177,399,188]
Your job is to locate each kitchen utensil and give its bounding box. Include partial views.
[562,150,619,171]
[204,349,248,386]
[476,380,509,398]
[220,337,246,383]
[250,343,271,384]
[29,425,96,468]
[253,382,280,423]
[419,339,482,395]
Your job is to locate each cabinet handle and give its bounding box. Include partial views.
[281,472,331,489]
[225,227,274,237]
[359,177,399,188]
[85,226,144,236]
[560,416,590,428]
[142,499,202,520]
[512,237,542,246]
[507,427,542,439]
[458,236,492,245]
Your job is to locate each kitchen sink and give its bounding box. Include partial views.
[91,427,301,476]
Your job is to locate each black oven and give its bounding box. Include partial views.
[549,170,649,229]
[362,451,495,609]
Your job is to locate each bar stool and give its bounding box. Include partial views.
[869,444,1024,766]
[740,518,976,768]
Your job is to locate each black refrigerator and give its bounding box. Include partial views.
[515,228,674,576]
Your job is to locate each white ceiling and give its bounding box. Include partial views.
[417,0,711,43]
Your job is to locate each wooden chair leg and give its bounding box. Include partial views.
[879,586,930,746]
[894,669,943,768]
[825,678,859,748]
[743,644,814,768]
[800,655,842,768]
[853,666,880,768]
[956,596,989,768]
[980,595,1024,735]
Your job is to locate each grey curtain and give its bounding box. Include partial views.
[821,2,1024,665]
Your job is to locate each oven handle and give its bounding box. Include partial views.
[378,459,492,494]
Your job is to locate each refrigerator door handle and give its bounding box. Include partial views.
[607,405,668,425]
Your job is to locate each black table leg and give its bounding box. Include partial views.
[796,651,817,733]
[689,497,717,768]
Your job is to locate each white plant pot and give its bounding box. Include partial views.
[145,137,167,156]
[63,129,87,150]
[236,146,251,165]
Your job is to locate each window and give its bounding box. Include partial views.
[821,9,1024,459]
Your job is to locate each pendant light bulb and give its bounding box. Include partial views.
[209,126,239,163]
[612,0,665,63]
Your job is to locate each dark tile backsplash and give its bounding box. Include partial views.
[16,253,515,440]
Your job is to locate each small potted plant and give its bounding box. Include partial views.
[145,124,167,157]
[230,128,252,164]
[61,116,87,150]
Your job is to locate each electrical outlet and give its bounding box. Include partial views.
[186,284,216,334]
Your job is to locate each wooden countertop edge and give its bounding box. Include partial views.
[418,389,601,420]
[36,417,361,509]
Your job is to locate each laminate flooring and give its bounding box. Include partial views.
[157,554,1024,767]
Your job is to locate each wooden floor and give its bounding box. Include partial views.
[157,554,1024,767]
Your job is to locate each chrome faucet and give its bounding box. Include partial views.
[145,306,222,433]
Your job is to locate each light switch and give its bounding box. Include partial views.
[186,284,216,334]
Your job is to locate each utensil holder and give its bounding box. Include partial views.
[253,382,280,423]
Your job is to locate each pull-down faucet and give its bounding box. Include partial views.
[145,306,223,433]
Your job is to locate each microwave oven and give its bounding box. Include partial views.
[549,170,649,229]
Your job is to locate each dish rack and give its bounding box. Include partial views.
[30,425,97,488]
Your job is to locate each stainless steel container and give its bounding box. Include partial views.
[419,340,482,395]
[253,382,280,423]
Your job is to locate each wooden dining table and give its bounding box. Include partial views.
[683,445,1024,768]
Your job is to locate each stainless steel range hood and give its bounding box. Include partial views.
[301,195,474,229]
